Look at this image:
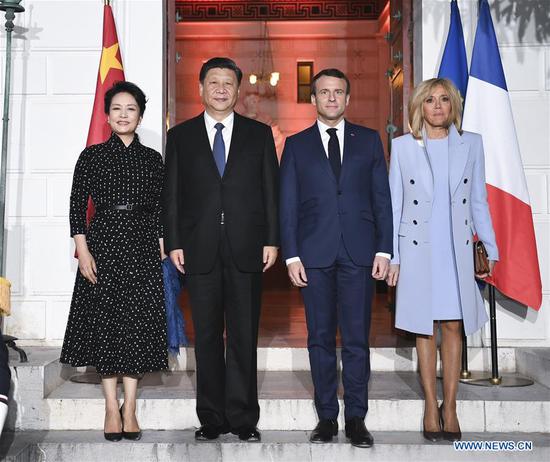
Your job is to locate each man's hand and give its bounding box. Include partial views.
[386,264,400,287]
[287,261,308,287]
[170,249,185,274]
[263,246,278,272]
[372,255,390,280]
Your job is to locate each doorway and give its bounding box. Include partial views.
[168,0,414,347]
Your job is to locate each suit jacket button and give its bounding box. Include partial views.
[464,178,468,183]
[413,220,418,225]
[413,240,418,245]
[413,200,418,205]
[337,190,342,195]
[463,198,467,204]
[465,219,468,225]
[466,240,469,245]
[410,179,415,184]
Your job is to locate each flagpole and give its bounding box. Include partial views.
[0,0,28,363]
[460,331,470,379]
[467,285,533,387]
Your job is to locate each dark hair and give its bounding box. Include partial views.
[199,57,243,85]
[104,81,147,115]
[310,68,351,96]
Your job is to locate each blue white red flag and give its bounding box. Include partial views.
[462,0,542,309]
[438,0,469,99]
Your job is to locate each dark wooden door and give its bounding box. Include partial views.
[387,0,413,148]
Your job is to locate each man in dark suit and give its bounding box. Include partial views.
[279,69,392,448]
[163,57,279,442]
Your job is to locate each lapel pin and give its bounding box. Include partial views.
[350,133,355,137]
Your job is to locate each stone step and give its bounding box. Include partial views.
[517,348,550,388]
[171,346,517,372]
[13,346,517,374]
[18,370,548,433]
[1,430,548,462]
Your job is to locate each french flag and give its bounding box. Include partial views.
[462,0,542,309]
[438,0,468,99]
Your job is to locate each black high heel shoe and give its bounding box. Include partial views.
[440,402,462,442]
[120,405,142,441]
[104,409,122,442]
[422,406,443,442]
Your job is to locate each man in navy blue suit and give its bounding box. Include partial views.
[279,69,392,448]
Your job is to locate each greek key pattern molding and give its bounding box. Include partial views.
[175,1,382,22]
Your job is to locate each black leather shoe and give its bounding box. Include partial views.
[195,424,224,440]
[440,403,462,442]
[423,426,443,442]
[423,407,443,442]
[238,426,261,442]
[120,406,142,441]
[104,409,122,442]
[104,431,122,442]
[309,419,338,443]
[345,417,374,448]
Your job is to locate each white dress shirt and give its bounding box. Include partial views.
[204,111,234,159]
[286,118,390,265]
[317,118,345,162]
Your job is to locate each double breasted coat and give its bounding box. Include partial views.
[389,125,499,335]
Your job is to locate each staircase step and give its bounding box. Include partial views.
[32,370,550,433]
[517,348,550,388]
[172,346,518,372]
[11,346,518,374]
[1,430,548,462]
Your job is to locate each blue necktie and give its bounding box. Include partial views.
[213,122,226,177]
[326,128,341,180]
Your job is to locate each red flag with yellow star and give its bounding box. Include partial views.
[84,2,125,224]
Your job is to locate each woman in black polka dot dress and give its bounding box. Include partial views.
[61,81,168,441]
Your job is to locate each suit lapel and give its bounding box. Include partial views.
[448,124,469,197]
[223,112,248,179]
[417,131,434,197]
[339,120,355,185]
[311,123,337,184]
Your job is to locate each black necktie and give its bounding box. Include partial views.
[213,122,226,177]
[326,128,341,180]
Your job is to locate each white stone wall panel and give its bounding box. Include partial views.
[7,177,47,217]
[49,52,98,95]
[4,301,46,339]
[27,99,91,172]
[27,224,76,294]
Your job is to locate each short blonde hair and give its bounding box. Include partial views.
[408,78,463,139]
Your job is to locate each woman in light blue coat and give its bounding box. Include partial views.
[386,78,498,442]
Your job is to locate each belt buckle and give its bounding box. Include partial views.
[125,204,134,211]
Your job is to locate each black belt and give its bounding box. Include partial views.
[96,204,153,213]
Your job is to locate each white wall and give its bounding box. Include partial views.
[1,0,164,345]
[422,0,550,346]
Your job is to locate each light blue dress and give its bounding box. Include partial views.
[427,137,462,320]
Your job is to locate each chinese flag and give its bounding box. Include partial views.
[85,2,125,223]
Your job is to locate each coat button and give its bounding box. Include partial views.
[464,178,468,183]
[413,240,418,245]
[462,198,467,204]
[413,200,418,205]
[337,190,342,195]
[410,179,415,184]
[413,220,418,225]
[466,240,469,245]
[465,219,468,225]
